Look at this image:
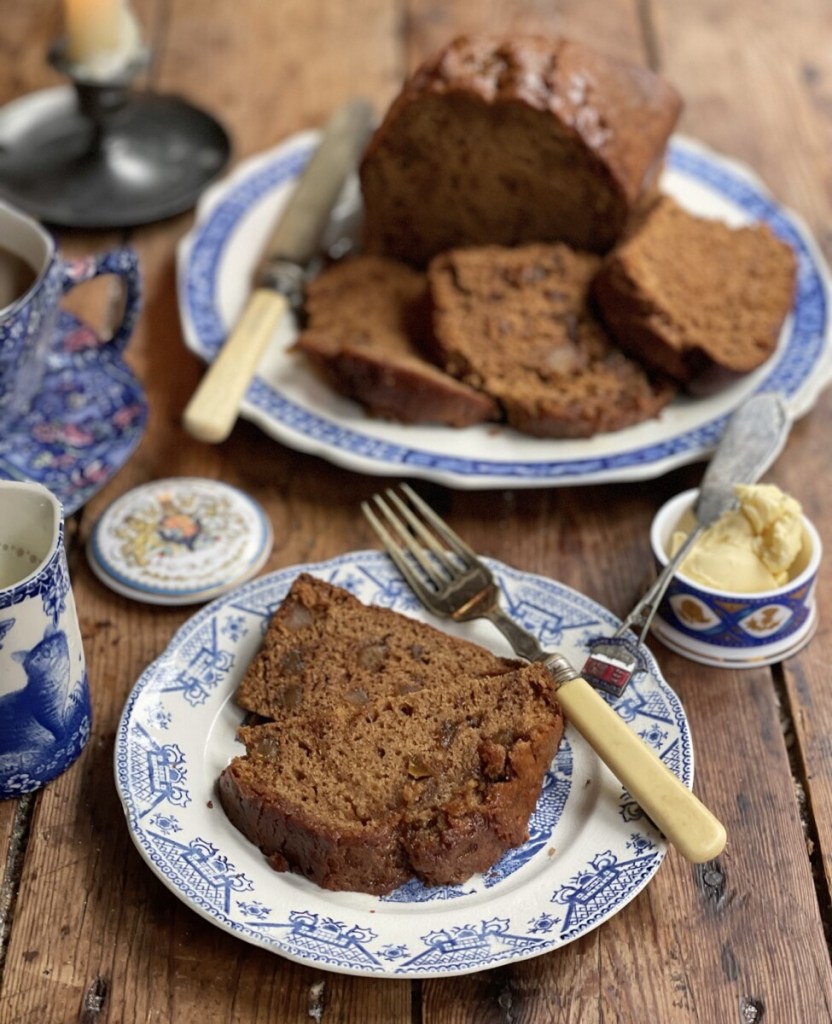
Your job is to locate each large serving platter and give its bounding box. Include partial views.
[177,133,832,488]
[115,551,692,978]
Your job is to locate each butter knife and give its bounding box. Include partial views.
[584,392,792,697]
[183,98,375,444]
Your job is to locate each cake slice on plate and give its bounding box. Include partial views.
[427,242,677,438]
[218,574,564,895]
[593,195,798,385]
[293,255,499,427]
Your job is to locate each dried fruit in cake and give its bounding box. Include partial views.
[233,572,523,721]
[592,195,798,384]
[427,242,677,438]
[293,255,499,426]
[219,574,564,895]
[360,33,683,265]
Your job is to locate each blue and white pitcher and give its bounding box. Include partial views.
[0,481,90,797]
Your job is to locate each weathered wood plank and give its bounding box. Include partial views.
[0,0,411,1020]
[652,0,832,998]
[774,406,832,915]
[1,0,831,1020]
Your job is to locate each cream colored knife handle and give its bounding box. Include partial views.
[557,675,727,863]
[183,288,289,444]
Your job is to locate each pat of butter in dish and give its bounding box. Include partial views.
[670,483,804,593]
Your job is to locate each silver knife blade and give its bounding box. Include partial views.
[255,97,374,289]
[694,391,791,526]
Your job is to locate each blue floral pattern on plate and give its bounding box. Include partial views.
[115,551,692,978]
[0,310,147,514]
[177,133,832,489]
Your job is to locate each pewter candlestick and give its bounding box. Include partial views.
[0,39,231,229]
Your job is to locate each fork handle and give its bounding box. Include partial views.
[556,675,727,863]
[485,609,727,861]
[486,607,550,662]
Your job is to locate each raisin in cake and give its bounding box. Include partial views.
[593,195,798,384]
[360,33,683,265]
[219,574,564,895]
[427,242,676,438]
[293,255,498,426]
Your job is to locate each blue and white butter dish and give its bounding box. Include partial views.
[649,487,820,668]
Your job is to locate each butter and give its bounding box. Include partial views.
[671,483,804,593]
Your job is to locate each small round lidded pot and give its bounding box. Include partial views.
[649,487,821,667]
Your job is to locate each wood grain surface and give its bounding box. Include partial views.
[1,1,831,1021]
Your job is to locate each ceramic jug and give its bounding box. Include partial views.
[0,481,90,797]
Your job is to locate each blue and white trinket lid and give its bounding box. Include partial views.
[87,477,273,605]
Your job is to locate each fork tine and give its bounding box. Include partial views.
[363,493,447,588]
[361,499,439,598]
[399,482,479,566]
[384,489,460,577]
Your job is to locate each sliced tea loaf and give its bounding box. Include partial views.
[293,255,498,426]
[593,195,798,383]
[234,572,523,720]
[219,573,564,895]
[427,242,676,438]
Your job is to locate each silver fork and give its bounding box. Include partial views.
[362,482,727,865]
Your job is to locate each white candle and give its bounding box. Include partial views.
[62,0,143,76]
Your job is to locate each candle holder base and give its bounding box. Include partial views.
[0,52,231,229]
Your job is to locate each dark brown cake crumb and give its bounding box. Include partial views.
[427,242,676,438]
[293,255,499,427]
[593,195,798,383]
[219,574,564,895]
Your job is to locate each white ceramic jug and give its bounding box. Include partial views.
[0,481,90,796]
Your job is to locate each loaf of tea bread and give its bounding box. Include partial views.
[360,33,683,265]
[293,255,498,426]
[219,574,564,894]
[593,195,798,383]
[427,242,677,438]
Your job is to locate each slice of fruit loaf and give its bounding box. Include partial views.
[427,242,676,438]
[360,33,682,265]
[292,255,498,427]
[233,572,523,719]
[592,195,798,384]
[219,573,564,895]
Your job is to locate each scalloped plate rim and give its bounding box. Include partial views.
[114,550,693,978]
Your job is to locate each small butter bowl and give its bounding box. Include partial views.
[648,488,821,668]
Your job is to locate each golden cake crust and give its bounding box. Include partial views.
[360,33,683,264]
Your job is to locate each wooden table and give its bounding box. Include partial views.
[2,1,831,1020]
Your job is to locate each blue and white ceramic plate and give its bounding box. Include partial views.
[0,311,147,515]
[177,132,832,489]
[115,551,692,978]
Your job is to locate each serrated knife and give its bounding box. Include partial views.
[183,97,375,444]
